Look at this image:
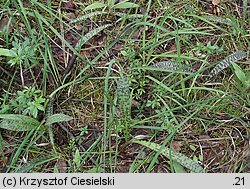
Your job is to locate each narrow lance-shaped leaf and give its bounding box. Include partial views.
[45,98,54,119]
[45,114,73,126]
[70,11,108,24]
[151,60,180,70]
[151,60,194,73]
[173,161,187,173]
[112,1,140,9]
[231,62,248,88]
[205,15,232,25]
[84,2,106,11]
[0,48,17,57]
[117,76,131,127]
[44,98,55,149]
[75,24,111,50]
[74,149,81,169]
[209,50,247,77]
[232,63,246,83]
[0,114,41,131]
[114,12,146,19]
[134,140,205,173]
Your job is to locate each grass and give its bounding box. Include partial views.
[0,0,249,173]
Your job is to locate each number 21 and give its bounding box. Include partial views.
[234,177,244,186]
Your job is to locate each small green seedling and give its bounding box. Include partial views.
[0,37,38,67]
[10,86,45,118]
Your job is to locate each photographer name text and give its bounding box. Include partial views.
[2,176,115,187]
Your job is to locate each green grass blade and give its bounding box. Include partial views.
[6,129,35,172]
[16,156,58,173]
[101,59,115,171]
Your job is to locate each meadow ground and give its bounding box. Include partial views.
[0,0,249,173]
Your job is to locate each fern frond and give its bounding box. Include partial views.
[209,50,247,77]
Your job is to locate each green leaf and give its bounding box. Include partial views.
[107,0,115,6]
[87,166,105,173]
[0,48,17,57]
[134,140,205,173]
[53,164,59,173]
[205,15,232,25]
[74,149,81,169]
[0,114,41,131]
[173,161,187,173]
[112,1,139,9]
[84,2,106,11]
[70,11,108,24]
[231,63,247,85]
[151,60,194,73]
[189,144,196,151]
[151,60,180,70]
[75,24,111,50]
[117,76,131,128]
[114,12,146,19]
[46,114,73,126]
[209,51,247,77]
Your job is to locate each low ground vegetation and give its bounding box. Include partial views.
[0,0,249,173]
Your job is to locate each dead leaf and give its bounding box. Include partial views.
[212,0,220,6]
[172,141,182,153]
[140,7,147,15]
[55,159,67,173]
[2,156,8,166]
[62,0,76,12]
[0,17,12,32]
[211,0,220,14]
[168,44,177,53]
[111,42,123,54]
